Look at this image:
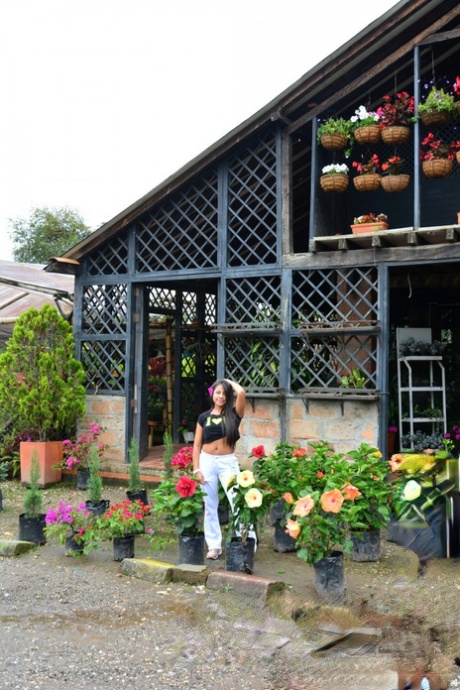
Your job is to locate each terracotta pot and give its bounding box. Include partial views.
[420,110,451,128]
[319,173,349,193]
[320,133,348,150]
[351,222,389,234]
[422,158,453,179]
[20,441,63,488]
[353,173,381,192]
[381,174,410,193]
[381,125,411,145]
[354,125,380,145]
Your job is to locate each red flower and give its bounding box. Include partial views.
[176,475,197,498]
[420,132,457,161]
[317,471,324,478]
[171,446,193,469]
[251,445,265,458]
[292,448,307,457]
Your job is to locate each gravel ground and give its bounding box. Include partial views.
[1,479,460,689]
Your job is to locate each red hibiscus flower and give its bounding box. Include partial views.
[292,448,307,457]
[251,445,265,458]
[176,476,197,498]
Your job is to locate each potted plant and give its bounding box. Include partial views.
[225,469,269,574]
[149,469,206,565]
[376,91,414,144]
[18,453,47,546]
[351,154,381,192]
[44,500,93,556]
[420,133,457,178]
[0,459,8,511]
[350,213,388,235]
[340,368,366,388]
[0,304,86,487]
[95,500,151,561]
[319,163,349,193]
[417,84,457,128]
[126,436,148,505]
[316,116,354,155]
[59,423,107,489]
[381,155,410,193]
[345,443,394,561]
[86,443,109,517]
[350,105,381,145]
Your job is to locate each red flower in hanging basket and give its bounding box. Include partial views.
[376,91,415,127]
[352,154,381,175]
[420,132,458,161]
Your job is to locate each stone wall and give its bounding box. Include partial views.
[238,397,379,466]
[80,395,126,464]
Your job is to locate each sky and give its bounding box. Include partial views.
[0,0,400,261]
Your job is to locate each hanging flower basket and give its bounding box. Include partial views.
[354,125,381,145]
[319,173,349,193]
[381,126,411,145]
[456,150,460,165]
[320,133,348,150]
[381,174,410,193]
[351,221,389,234]
[422,158,453,179]
[420,110,451,128]
[353,173,381,192]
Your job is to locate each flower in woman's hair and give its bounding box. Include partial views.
[293,495,315,517]
[175,475,197,498]
[251,445,265,458]
[282,492,294,504]
[320,488,344,513]
[285,518,301,540]
[342,482,361,500]
[207,386,214,397]
[237,470,255,488]
[292,448,308,457]
[245,488,263,508]
[402,479,422,501]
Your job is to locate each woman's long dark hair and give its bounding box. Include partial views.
[208,379,240,447]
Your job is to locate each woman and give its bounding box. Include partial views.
[192,378,245,560]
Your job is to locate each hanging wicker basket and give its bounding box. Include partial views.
[381,174,410,193]
[456,150,460,166]
[381,126,411,145]
[422,158,453,179]
[420,110,451,128]
[320,133,348,150]
[353,173,381,192]
[319,173,349,193]
[354,125,381,145]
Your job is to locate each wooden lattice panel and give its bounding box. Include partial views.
[81,284,128,335]
[80,339,126,392]
[227,134,278,267]
[225,276,281,325]
[224,335,280,394]
[135,171,219,272]
[86,232,128,276]
[149,287,176,311]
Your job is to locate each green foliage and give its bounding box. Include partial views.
[23,454,43,518]
[345,443,393,531]
[227,470,269,543]
[9,206,91,263]
[94,500,151,540]
[162,430,174,478]
[0,304,86,440]
[340,368,365,388]
[0,460,9,482]
[316,116,354,156]
[252,442,312,503]
[417,86,457,116]
[87,444,103,504]
[150,475,205,539]
[127,437,144,493]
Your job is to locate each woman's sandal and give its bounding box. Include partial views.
[206,548,222,560]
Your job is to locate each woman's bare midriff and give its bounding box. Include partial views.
[202,440,234,455]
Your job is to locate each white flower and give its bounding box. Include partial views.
[237,470,255,488]
[245,488,263,508]
[402,480,422,501]
[350,105,380,123]
[322,163,349,175]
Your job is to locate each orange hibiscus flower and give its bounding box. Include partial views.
[342,482,361,500]
[293,495,315,517]
[285,518,301,540]
[320,488,344,513]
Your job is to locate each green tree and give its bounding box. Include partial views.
[9,206,92,263]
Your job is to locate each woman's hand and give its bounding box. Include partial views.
[194,470,205,484]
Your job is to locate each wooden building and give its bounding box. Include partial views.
[47,0,460,462]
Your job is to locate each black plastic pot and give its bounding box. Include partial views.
[126,489,149,505]
[85,499,110,519]
[273,520,297,553]
[0,488,3,511]
[313,551,344,600]
[113,535,135,561]
[65,532,85,556]
[351,529,381,562]
[225,537,256,574]
[18,513,47,546]
[178,533,205,565]
[218,504,230,525]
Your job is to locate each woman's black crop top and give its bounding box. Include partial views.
[197,409,241,445]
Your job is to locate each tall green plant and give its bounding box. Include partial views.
[127,437,144,493]
[23,453,43,518]
[0,304,86,440]
[162,430,174,478]
[87,444,103,504]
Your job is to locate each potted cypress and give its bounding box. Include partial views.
[86,443,109,517]
[126,437,148,505]
[0,460,8,511]
[18,453,47,545]
[0,304,86,487]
